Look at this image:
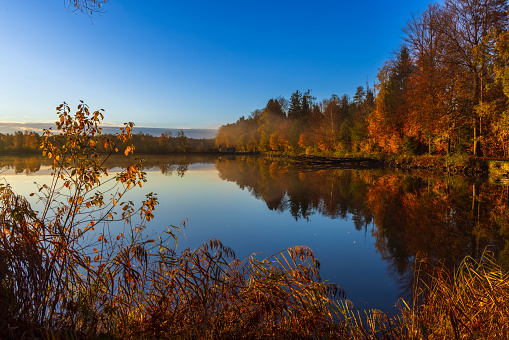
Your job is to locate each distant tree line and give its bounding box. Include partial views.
[0,130,216,154]
[216,0,509,158]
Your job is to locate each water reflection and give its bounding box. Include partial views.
[2,154,508,309]
[0,155,47,174]
[215,156,508,301]
[0,154,214,175]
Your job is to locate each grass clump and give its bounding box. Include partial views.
[119,242,347,339]
[408,251,509,339]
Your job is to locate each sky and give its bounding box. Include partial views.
[0,0,435,131]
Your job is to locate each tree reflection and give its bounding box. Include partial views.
[0,156,48,174]
[215,156,508,299]
[216,157,376,223]
[0,154,217,177]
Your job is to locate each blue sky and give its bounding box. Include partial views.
[0,0,435,130]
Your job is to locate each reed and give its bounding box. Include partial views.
[408,250,509,339]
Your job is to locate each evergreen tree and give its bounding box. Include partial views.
[288,90,302,121]
[265,98,286,118]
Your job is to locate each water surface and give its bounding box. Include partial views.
[2,154,507,313]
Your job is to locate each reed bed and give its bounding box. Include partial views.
[0,184,348,339]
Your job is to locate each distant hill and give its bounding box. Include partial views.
[0,122,218,139]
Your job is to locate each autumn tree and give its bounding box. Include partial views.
[369,47,414,153]
[315,95,340,151]
[259,99,288,151]
[491,27,509,156]
[403,4,451,154]
[440,0,509,156]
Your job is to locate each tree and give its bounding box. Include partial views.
[159,130,174,152]
[0,102,157,336]
[288,90,303,121]
[353,86,366,105]
[319,95,341,151]
[301,90,315,122]
[403,4,451,154]
[440,0,509,156]
[265,98,286,118]
[369,47,414,153]
[177,129,190,152]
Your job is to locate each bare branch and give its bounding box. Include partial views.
[65,0,108,16]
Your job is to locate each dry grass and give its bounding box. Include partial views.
[408,251,509,339]
[114,241,347,339]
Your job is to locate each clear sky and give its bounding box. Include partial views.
[0,0,435,130]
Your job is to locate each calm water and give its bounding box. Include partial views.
[1,154,507,313]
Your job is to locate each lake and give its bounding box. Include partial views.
[1,154,507,314]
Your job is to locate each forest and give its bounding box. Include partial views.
[0,129,215,154]
[216,0,509,160]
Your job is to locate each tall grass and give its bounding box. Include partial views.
[409,251,509,339]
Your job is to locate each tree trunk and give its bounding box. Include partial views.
[473,120,483,157]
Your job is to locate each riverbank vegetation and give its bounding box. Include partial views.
[216,0,509,163]
[2,104,509,339]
